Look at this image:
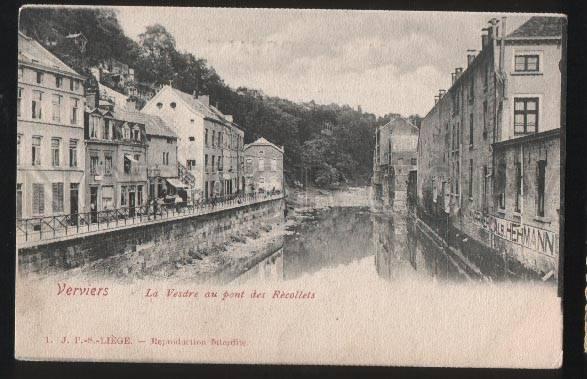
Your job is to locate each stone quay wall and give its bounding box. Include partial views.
[18,198,285,276]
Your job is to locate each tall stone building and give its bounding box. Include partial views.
[141,85,245,200]
[417,16,564,277]
[17,32,86,220]
[372,117,418,211]
[243,137,284,194]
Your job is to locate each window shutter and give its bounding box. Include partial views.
[33,184,44,215]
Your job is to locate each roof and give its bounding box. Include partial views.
[507,16,564,39]
[381,117,419,134]
[111,109,177,138]
[244,137,284,153]
[18,31,82,78]
[170,87,226,124]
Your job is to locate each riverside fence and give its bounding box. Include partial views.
[16,192,284,247]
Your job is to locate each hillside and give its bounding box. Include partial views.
[18,7,407,187]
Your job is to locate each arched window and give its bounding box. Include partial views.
[170,102,176,109]
[156,102,163,109]
[123,125,130,140]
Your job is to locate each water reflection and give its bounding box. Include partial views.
[236,206,543,284]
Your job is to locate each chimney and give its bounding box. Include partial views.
[451,72,456,84]
[439,89,446,97]
[126,97,137,111]
[467,49,477,67]
[488,18,500,40]
[85,90,98,108]
[224,115,233,123]
[434,95,440,105]
[455,67,463,80]
[198,95,209,107]
[192,89,197,98]
[481,29,489,49]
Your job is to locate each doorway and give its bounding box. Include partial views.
[90,186,98,223]
[129,191,136,217]
[70,183,79,225]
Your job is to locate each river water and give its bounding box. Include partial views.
[234,206,544,285]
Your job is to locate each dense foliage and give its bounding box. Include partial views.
[20,8,419,186]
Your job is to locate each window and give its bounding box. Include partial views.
[89,116,100,139]
[217,132,221,147]
[411,158,417,165]
[468,77,474,104]
[482,101,488,139]
[170,102,176,109]
[36,71,43,84]
[212,131,216,147]
[482,165,489,212]
[218,156,222,171]
[16,183,22,219]
[468,159,474,198]
[167,138,173,144]
[32,91,42,119]
[103,119,111,140]
[17,135,21,165]
[514,55,539,72]
[137,185,143,206]
[124,155,131,174]
[271,159,277,171]
[17,88,22,117]
[104,154,112,175]
[259,150,265,157]
[211,156,215,172]
[71,98,79,125]
[468,113,474,146]
[56,76,63,88]
[52,94,62,122]
[454,161,460,194]
[69,78,74,91]
[90,155,99,174]
[205,129,209,146]
[514,161,522,212]
[537,160,546,217]
[514,98,539,134]
[120,186,127,206]
[134,154,140,174]
[187,159,196,170]
[69,79,80,91]
[18,67,23,80]
[67,139,77,168]
[32,136,41,166]
[496,161,506,210]
[133,128,140,141]
[163,152,171,166]
[32,183,44,215]
[51,138,60,167]
[123,126,130,140]
[102,186,114,209]
[259,158,265,171]
[205,154,209,172]
[484,66,489,92]
[189,136,195,141]
[52,182,64,213]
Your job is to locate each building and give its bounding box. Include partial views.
[372,117,418,210]
[243,137,284,194]
[417,16,563,277]
[141,85,245,200]
[83,104,148,220]
[17,32,86,220]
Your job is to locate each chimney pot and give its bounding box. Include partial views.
[198,95,210,107]
[467,49,477,66]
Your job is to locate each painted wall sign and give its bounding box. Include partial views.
[468,210,557,257]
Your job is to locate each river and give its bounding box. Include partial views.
[233,205,545,285]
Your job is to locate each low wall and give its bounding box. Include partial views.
[18,198,285,276]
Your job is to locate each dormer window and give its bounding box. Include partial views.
[170,102,176,109]
[156,102,163,109]
[133,127,140,141]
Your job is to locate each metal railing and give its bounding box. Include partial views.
[16,191,283,246]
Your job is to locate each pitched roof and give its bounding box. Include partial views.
[381,117,418,134]
[169,87,226,123]
[507,16,564,39]
[244,137,284,153]
[18,31,82,78]
[110,108,177,138]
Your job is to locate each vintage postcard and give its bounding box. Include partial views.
[15,6,565,367]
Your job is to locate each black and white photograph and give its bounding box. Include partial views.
[14,5,566,368]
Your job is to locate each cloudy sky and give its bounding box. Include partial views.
[116,7,530,117]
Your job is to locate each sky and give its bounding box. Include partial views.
[116,7,532,117]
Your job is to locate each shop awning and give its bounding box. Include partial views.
[166,178,188,189]
[124,154,139,163]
